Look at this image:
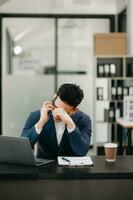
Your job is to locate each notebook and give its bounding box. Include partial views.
[57,156,93,166]
[0,135,55,167]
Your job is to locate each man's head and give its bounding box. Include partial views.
[53,83,84,117]
[54,83,84,109]
[56,83,84,108]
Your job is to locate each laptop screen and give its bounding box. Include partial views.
[0,135,55,166]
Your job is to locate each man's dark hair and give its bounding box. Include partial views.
[57,83,84,107]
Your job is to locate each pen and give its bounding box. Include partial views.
[62,157,71,163]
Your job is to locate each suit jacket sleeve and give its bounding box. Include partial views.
[21,111,39,144]
[67,113,92,156]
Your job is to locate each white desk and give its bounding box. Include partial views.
[116,118,133,129]
[116,118,133,155]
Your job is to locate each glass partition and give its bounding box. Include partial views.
[2,18,56,136]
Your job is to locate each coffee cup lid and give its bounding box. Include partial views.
[104,143,118,148]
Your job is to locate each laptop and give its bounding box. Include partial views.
[0,135,55,167]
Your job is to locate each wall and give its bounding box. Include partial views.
[127,0,133,54]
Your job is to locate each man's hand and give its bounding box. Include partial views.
[53,108,75,129]
[36,101,54,129]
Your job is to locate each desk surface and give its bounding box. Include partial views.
[116,117,133,128]
[1,156,133,180]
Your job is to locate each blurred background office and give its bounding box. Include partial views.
[0,0,133,155]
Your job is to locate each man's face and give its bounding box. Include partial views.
[53,96,74,121]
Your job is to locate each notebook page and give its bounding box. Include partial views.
[58,156,93,166]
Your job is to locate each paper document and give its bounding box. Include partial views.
[57,156,93,166]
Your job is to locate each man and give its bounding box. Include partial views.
[21,83,92,159]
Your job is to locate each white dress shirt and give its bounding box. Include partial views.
[54,121,65,145]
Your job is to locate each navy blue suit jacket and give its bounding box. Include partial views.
[21,110,92,159]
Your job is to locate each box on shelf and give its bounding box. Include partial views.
[124,96,133,121]
[94,33,126,55]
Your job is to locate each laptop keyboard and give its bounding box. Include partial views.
[35,160,43,165]
[35,158,55,166]
[35,158,45,164]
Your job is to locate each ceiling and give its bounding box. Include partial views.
[0,0,119,14]
[0,0,10,6]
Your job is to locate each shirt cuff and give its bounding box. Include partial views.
[67,124,75,133]
[35,124,42,135]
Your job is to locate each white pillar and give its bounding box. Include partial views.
[127,0,133,54]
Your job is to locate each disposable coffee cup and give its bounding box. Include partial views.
[104,143,118,162]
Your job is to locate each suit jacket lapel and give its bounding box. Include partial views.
[45,114,58,150]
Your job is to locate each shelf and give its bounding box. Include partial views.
[96,100,109,102]
[94,55,133,148]
[125,76,133,79]
[96,121,117,124]
[95,55,125,58]
[96,77,124,79]
[96,100,123,102]
[96,77,133,79]
[96,142,106,146]
[96,141,118,146]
